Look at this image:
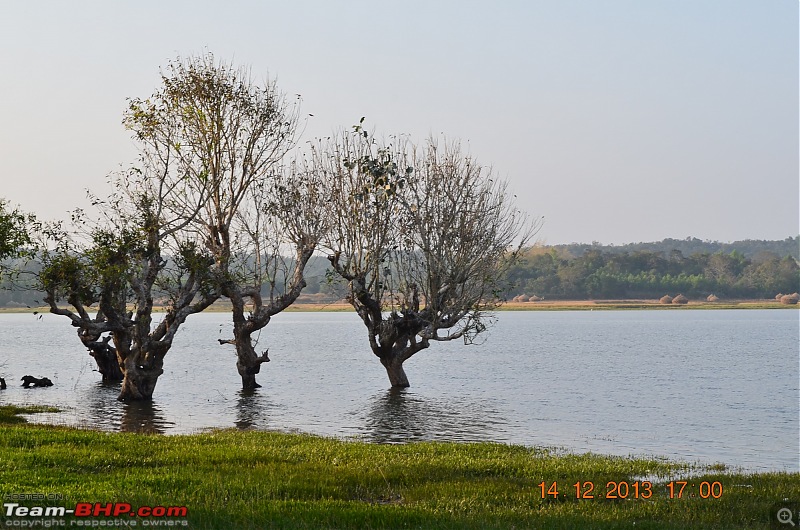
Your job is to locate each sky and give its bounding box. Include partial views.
[0,0,797,245]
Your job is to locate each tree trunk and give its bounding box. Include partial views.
[237,360,262,390]
[79,331,124,382]
[234,335,269,390]
[225,288,271,390]
[381,356,410,388]
[86,340,123,382]
[118,357,163,401]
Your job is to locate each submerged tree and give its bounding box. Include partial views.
[321,126,536,387]
[34,53,320,398]
[126,54,322,390]
[39,168,219,398]
[217,165,329,389]
[39,214,130,383]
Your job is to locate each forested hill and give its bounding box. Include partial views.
[507,236,800,301]
[550,236,799,261]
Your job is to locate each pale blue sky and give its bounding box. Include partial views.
[0,1,797,244]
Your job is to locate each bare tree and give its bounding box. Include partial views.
[217,163,329,389]
[321,125,537,387]
[113,174,219,401]
[127,53,320,390]
[36,53,314,398]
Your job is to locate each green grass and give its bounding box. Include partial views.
[0,407,796,529]
[0,404,60,424]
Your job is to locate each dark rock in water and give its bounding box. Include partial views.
[21,375,53,388]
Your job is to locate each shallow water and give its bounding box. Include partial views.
[0,309,797,472]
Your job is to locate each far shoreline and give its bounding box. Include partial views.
[1,298,797,314]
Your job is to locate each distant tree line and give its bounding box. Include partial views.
[5,241,798,307]
[507,246,800,300]
[552,236,799,261]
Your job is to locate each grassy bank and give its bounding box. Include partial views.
[0,407,797,529]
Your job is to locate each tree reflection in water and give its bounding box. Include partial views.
[82,381,124,431]
[234,389,273,430]
[81,381,174,434]
[364,388,509,444]
[120,400,174,434]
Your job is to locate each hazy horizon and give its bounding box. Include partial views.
[1,1,797,246]
[540,234,800,247]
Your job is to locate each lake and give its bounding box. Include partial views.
[0,309,797,473]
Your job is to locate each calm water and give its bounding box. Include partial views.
[0,309,797,472]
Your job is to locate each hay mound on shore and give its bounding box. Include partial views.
[706,294,719,302]
[659,295,673,304]
[780,293,799,305]
[672,294,689,305]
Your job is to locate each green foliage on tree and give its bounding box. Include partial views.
[0,200,35,262]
